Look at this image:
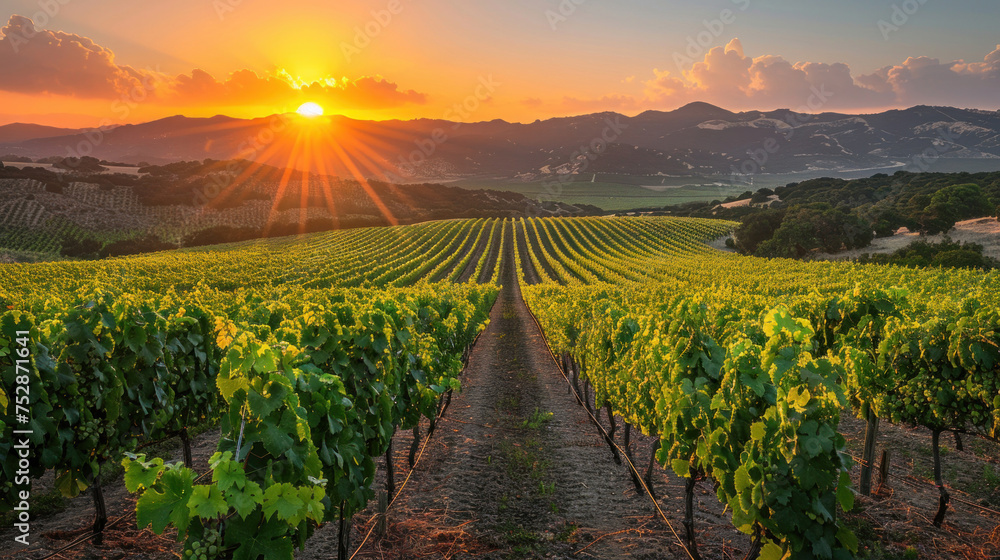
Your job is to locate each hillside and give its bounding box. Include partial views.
[658,170,1000,261]
[0,159,599,260]
[3,104,1000,182]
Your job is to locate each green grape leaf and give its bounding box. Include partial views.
[125,325,147,352]
[734,465,752,493]
[759,542,785,560]
[260,409,297,456]
[802,435,824,458]
[671,459,690,477]
[226,480,263,520]
[750,422,766,441]
[248,377,290,419]
[259,345,280,373]
[212,456,247,492]
[136,467,195,534]
[811,537,832,559]
[54,469,89,498]
[741,373,765,397]
[837,525,859,553]
[123,455,165,493]
[189,485,228,519]
[262,482,305,523]
[299,486,326,523]
[218,368,249,401]
[837,471,855,512]
[228,514,294,560]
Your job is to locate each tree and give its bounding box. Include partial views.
[929,183,992,221]
[60,237,102,259]
[754,206,873,258]
[99,235,176,258]
[733,208,785,254]
[931,249,989,269]
[750,188,775,204]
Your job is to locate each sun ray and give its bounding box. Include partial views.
[325,138,398,226]
[311,147,340,231]
[264,132,306,236]
[298,133,312,234]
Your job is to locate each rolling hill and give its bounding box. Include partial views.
[3,104,1000,182]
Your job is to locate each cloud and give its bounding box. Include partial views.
[587,40,1000,114]
[168,70,428,109]
[642,38,893,111]
[298,76,427,109]
[687,38,752,98]
[858,46,1000,108]
[0,15,157,98]
[0,15,429,111]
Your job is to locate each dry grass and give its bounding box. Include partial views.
[819,217,1000,261]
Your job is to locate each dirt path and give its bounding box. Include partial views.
[473,221,504,284]
[513,221,542,285]
[325,223,748,560]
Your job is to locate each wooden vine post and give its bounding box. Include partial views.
[179,426,193,467]
[743,526,763,560]
[409,425,420,468]
[931,429,950,527]
[623,422,644,493]
[645,440,660,499]
[877,449,891,492]
[338,502,352,560]
[683,470,703,560]
[385,438,396,498]
[91,467,107,545]
[859,408,880,496]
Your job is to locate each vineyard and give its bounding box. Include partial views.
[1,216,999,559]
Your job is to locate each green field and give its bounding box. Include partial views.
[453,176,750,211]
[454,159,1000,211]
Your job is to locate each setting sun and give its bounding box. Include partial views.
[296,102,324,117]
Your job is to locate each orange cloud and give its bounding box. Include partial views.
[0,15,429,112]
[858,46,1000,108]
[168,70,427,109]
[0,15,157,99]
[579,40,999,114]
[643,38,892,111]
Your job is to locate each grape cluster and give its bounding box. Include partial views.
[183,525,221,559]
[78,419,100,447]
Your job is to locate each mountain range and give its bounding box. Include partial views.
[2,103,999,182]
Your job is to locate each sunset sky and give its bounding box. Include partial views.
[1,0,999,128]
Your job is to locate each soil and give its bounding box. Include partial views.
[706,236,735,253]
[838,415,1000,559]
[473,221,503,285]
[0,428,222,560]
[513,221,542,285]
